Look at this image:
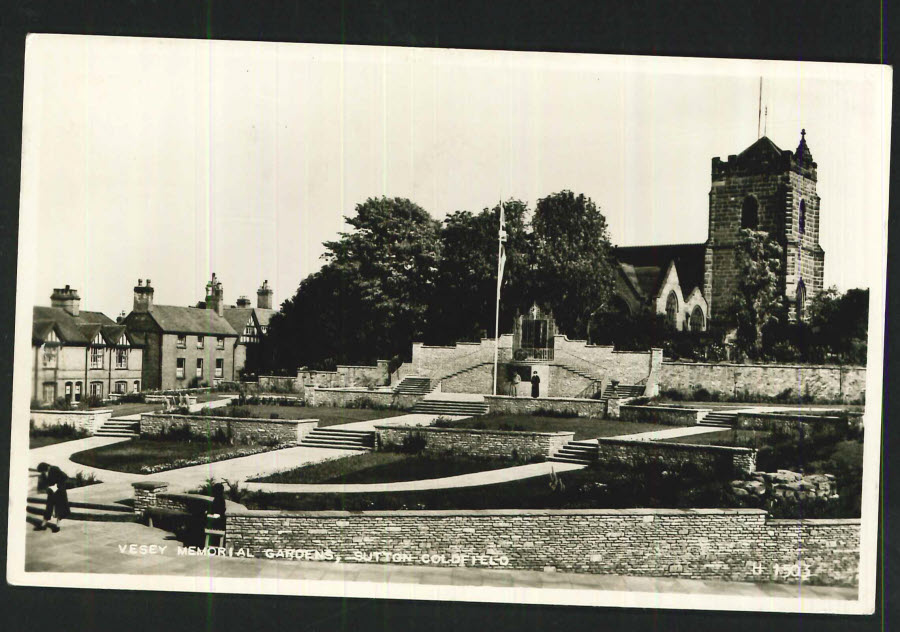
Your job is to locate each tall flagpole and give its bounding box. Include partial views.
[493,200,506,396]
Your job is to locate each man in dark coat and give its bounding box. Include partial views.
[35,462,70,532]
[530,371,541,398]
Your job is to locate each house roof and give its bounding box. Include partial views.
[614,243,707,298]
[141,305,238,336]
[221,307,276,337]
[32,306,134,346]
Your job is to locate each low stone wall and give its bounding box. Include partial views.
[308,388,420,410]
[30,408,113,435]
[605,397,640,419]
[484,395,607,418]
[619,405,710,426]
[219,507,858,586]
[595,437,757,476]
[257,375,300,392]
[139,413,317,445]
[735,411,861,434]
[658,361,866,403]
[375,425,573,460]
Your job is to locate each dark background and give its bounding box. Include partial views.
[0,1,894,631]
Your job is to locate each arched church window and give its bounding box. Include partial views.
[690,305,705,332]
[796,280,807,320]
[741,195,759,230]
[799,199,806,235]
[665,292,678,328]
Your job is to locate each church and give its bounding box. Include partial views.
[611,130,824,330]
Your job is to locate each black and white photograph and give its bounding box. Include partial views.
[5,33,890,615]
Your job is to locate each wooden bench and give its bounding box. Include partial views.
[204,528,226,548]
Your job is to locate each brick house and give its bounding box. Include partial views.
[32,286,144,404]
[611,130,824,328]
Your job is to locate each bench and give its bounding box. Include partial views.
[204,528,226,548]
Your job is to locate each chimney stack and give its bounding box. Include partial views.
[50,285,81,317]
[236,296,251,308]
[205,273,224,317]
[257,279,273,310]
[133,278,154,313]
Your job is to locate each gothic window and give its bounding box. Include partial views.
[690,306,705,332]
[799,199,806,235]
[665,292,679,328]
[741,195,759,230]
[796,280,807,320]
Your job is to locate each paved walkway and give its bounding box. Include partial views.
[608,425,732,442]
[21,520,857,601]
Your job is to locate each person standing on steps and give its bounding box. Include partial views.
[511,371,521,397]
[530,370,541,398]
[35,462,70,532]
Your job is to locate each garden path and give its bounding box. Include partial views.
[604,425,733,442]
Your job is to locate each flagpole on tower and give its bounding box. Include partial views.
[493,200,507,396]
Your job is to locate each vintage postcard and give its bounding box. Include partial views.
[6,34,890,614]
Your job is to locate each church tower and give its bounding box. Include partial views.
[703,130,824,323]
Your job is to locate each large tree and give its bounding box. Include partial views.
[729,228,785,359]
[807,286,869,364]
[425,200,531,344]
[530,190,616,338]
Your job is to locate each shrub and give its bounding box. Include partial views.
[29,421,89,439]
[116,392,146,404]
[532,407,579,418]
[70,471,101,488]
[431,417,456,428]
[398,432,427,454]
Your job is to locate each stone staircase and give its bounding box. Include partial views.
[433,362,493,387]
[698,410,739,427]
[26,496,138,523]
[299,427,375,451]
[594,383,646,407]
[411,397,490,417]
[393,376,432,395]
[94,418,139,438]
[548,440,599,465]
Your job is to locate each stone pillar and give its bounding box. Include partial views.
[132,481,169,515]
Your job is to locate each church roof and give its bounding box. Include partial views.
[614,243,707,298]
[795,129,814,169]
[738,136,784,161]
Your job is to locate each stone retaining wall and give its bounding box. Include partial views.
[257,375,300,392]
[484,395,607,418]
[375,425,573,460]
[308,388,420,410]
[658,361,866,403]
[221,507,858,586]
[30,408,113,435]
[594,437,757,476]
[619,405,710,426]
[139,413,317,445]
[735,411,861,433]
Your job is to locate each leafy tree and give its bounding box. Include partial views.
[530,191,615,338]
[728,228,785,359]
[425,200,531,344]
[807,286,869,364]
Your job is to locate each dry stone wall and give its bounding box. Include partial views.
[735,411,860,434]
[594,437,757,476]
[619,405,710,426]
[30,409,113,435]
[139,413,316,445]
[308,388,420,410]
[375,425,573,460]
[484,395,607,418]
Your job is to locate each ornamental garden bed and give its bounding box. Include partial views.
[251,452,529,485]
[443,415,671,440]
[29,421,91,449]
[184,403,406,426]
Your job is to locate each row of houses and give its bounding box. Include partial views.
[31,275,274,404]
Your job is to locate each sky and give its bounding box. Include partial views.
[19,35,891,318]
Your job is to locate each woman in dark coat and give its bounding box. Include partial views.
[36,462,70,532]
[530,371,541,398]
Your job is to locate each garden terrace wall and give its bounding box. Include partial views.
[375,425,573,460]
[658,361,866,403]
[619,405,710,426]
[30,409,112,435]
[218,507,858,586]
[257,375,300,392]
[594,437,757,476]
[484,395,606,418]
[139,413,317,445]
[308,388,420,410]
[735,411,862,433]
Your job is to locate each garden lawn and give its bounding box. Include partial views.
[108,402,164,417]
[69,439,284,474]
[252,452,522,485]
[200,404,407,426]
[447,415,672,440]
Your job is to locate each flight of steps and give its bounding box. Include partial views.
[94,418,139,437]
[698,410,739,427]
[411,398,490,417]
[594,383,646,407]
[393,376,432,395]
[26,496,138,524]
[549,440,599,465]
[299,427,375,451]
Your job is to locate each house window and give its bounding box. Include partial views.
[215,358,224,378]
[216,336,225,350]
[799,199,806,235]
[116,348,128,369]
[176,358,185,379]
[197,336,204,349]
[74,382,82,402]
[665,292,679,328]
[42,383,56,403]
[241,323,256,344]
[741,195,759,230]
[196,358,203,378]
[690,306,705,332]
[90,346,104,369]
[64,382,72,400]
[115,381,127,394]
[133,380,140,392]
[42,345,58,368]
[90,381,103,398]
[176,335,186,348]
